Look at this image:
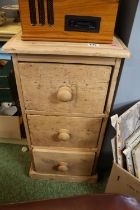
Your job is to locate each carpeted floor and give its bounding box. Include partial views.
[0,143,107,204]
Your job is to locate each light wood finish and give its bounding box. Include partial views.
[105,58,121,114]
[32,148,95,176]
[17,55,116,65]
[19,63,111,114]
[90,58,121,165]
[3,34,130,182]
[3,33,130,59]
[32,145,97,153]
[18,0,118,43]
[26,110,107,118]
[12,55,31,147]
[28,115,102,148]
[30,165,97,183]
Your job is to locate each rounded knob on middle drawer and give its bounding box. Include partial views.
[57,86,72,102]
[58,129,70,141]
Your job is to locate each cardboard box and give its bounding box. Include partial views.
[0,115,21,139]
[106,162,140,201]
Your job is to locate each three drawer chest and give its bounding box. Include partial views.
[3,34,130,182]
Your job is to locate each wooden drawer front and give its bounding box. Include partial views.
[28,115,102,148]
[33,148,95,176]
[19,63,111,114]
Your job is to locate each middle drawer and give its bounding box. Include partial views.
[28,115,102,148]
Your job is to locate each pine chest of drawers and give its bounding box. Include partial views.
[3,34,130,182]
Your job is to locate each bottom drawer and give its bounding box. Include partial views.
[32,148,95,176]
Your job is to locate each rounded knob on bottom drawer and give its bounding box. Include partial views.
[58,129,70,141]
[57,86,72,102]
[57,162,68,172]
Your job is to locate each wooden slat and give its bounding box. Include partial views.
[31,145,97,152]
[105,58,121,114]
[17,54,116,65]
[12,55,31,147]
[25,110,107,118]
[3,33,130,58]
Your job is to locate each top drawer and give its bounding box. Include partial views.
[19,63,111,114]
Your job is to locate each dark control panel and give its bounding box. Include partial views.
[65,15,101,33]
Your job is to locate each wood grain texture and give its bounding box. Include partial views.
[18,0,118,43]
[4,32,130,182]
[3,33,130,59]
[32,145,97,153]
[30,165,98,183]
[105,58,121,114]
[17,55,116,65]
[26,110,107,118]
[12,55,31,146]
[18,62,111,114]
[32,147,95,176]
[28,115,102,148]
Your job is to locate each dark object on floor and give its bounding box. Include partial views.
[0,194,140,210]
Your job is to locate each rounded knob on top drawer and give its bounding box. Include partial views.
[57,162,68,172]
[57,86,72,102]
[58,129,70,141]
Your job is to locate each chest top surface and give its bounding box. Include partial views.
[3,33,130,59]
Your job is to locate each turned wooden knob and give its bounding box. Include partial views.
[57,86,72,102]
[57,162,68,172]
[58,129,70,141]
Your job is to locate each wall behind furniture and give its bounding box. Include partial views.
[114,1,140,109]
[99,0,140,173]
